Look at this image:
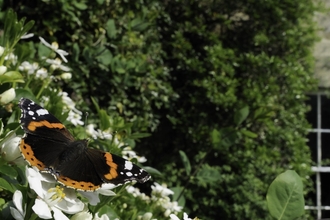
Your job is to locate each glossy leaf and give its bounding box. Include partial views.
[266,170,305,220]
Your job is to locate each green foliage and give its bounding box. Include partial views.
[267,170,305,220]
[0,0,321,219]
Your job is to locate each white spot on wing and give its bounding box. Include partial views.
[28,110,34,116]
[124,161,133,170]
[36,109,49,116]
[126,172,133,177]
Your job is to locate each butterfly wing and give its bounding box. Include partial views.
[19,98,75,141]
[19,98,75,170]
[18,97,150,191]
[56,146,150,191]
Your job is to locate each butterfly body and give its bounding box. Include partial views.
[18,98,150,191]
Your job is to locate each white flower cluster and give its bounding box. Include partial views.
[126,182,184,218]
[59,91,84,126]
[86,124,114,140]
[18,37,71,80]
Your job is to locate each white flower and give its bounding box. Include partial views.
[86,124,99,139]
[122,146,147,163]
[0,132,22,163]
[35,68,48,79]
[4,53,17,65]
[10,190,26,220]
[19,61,39,75]
[151,182,174,198]
[58,92,84,126]
[161,199,182,214]
[0,88,16,105]
[170,213,193,220]
[94,213,110,220]
[79,183,116,206]
[0,66,7,75]
[20,33,34,39]
[39,37,69,62]
[71,211,110,220]
[60,91,75,109]
[67,110,84,126]
[126,186,150,201]
[26,167,84,219]
[170,214,180,220]
[71,210,93,220]
[46,58,71,71]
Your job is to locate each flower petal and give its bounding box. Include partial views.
[56,49,68,63]
[56,197,84,214]
[33,199,52,219]
[52,207,69,220]
[10,207,24,220]
[71,211,93,220]
[79,191,100,206]
[94,213,110,220]
[39,37,52,48]
[12,190,24,215]
[26,167,44,196]
[169,214,180,220]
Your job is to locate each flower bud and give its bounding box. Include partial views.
[0,66,7,75]
[0,88,15,105]
[61,72,72,80]
[0,132,21,162]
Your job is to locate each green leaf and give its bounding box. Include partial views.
[241,129,258,138]
[0,165,18,178]
[211,129,221,146]
[99,109,111,130]
[234,106,249,126]
[91,97,111,130]
[179,150,191,176]
[129,132,151,139]
[130,18,150,32]
[0,177,14,192]
[196,165,221,187]
[0,71,24,84]
[20,20,34,36]
[266,170,305,220]
[106,19,117,39]
[73,2,88,10]
[15,88,35,101]
[143,166,161,176]
[97,204,120,219]
[171,186,186,207]
[217,127,238,150]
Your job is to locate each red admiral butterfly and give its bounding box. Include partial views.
[18,98,150,191]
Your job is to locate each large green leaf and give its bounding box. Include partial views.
[266,170,305,220]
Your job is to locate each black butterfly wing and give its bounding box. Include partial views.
[19,98,75,170]
[19,98,75,141]
[19,98,150,191]
[56,146,150,191]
